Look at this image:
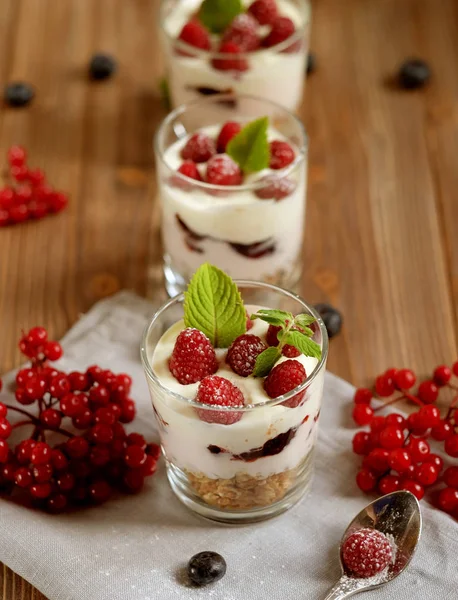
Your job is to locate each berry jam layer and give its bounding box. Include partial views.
[162,0,310,111]
[159,126,306,283]
[149,306,324,481]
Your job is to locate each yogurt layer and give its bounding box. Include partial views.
[162,0,310,111]
[149,306,325,479]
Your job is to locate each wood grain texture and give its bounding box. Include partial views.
[0,0,457,597]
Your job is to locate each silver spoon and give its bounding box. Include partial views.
[323,491,422,599]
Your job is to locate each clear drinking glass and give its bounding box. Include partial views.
[159,0,311,112]
[154,94,308,297]
[141,281,328,524]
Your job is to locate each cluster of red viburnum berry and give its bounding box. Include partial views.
[0,146,68,227]
[352,362,458,517]
[0,327,159,513]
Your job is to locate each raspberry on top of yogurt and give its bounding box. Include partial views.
[172,116,297,200]
[165,263,322,425]
[175,0,300,66]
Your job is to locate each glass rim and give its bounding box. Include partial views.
[140,279,328,412]
[153,93,308,193]
[159,0,311,58]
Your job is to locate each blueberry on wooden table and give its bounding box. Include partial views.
[398,59,431,89]
[4,82,35,107]
[314,303,343,339]
[89,53,117,80]
[306,52,317,75]
[187,551,227,586]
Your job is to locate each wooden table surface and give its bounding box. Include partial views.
[1,0,458,597]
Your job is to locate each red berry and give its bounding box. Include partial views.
[370,416,386,433]
[216,121,242,153]
[89,480,112,504]
[33,463,53,483]
[353,388,373,405]
[29,482,52,499]
[30,442,51,466]
[123,445,147,469]
[11,165,29,182]
[110,438,127,460]
[0,440,9,463]
[444,434,458,458]
[90,446,111,467]
[177,20,211,51]
[444,466,458,489]
[385,413,406,428]
[7,145,27,166]
[195,375,244,425]
[49,375,71,398]
[89,424,114,445]
[375,374,395,397]
[394,369,416,390]
[43,341,63,361]
[0,403,6,419]
[15,467,33,488]
[352,431,371,455]
[16,368,34,387]
[112,422,127,439]
[67,371,89,391]
[89,385,110,405]
[226,334,267,377]
[28,199,48,219]
[248,0,278,25]
[406,412,428,436]
[433,365,452,386]
[94,406,117,425]
[265,323,299,356]
[73,408,93,429]
[27,168,45,186]
[119,399,136,423]
[51,449,68,471]
[47,493,67,513]
[452,361,458,377]
[342,529,392,578]
[0,418,11,439]
[49,191,69,213]
[356,468,377,492]
[0,188,15,209]
[416,405,441,430]
[87,365,103,382]
[425,453,443,471]
[364,448,390,473]
[222,14,260,51]
[27,326,47,346]
[212,40,249,71]
[60,393,88,417]
[263,359,306,408]
[15,439,36,464]
[438,487,458,513]
[169,328,218,385]
[379,426,404,450]
[400,479,424,500]
[206,154,243,186]
[352,404,374,426]
[378,475,400,495]
[418,380,438,404]
[181,133,216,164]
[269,140,295,170]
[406,437,430,463]
[123,470,145,493]
[126,433,146,449]
[388,448,412,473]
[40,408,62,429]
[65,436,89,459]
[255,175,296,201]
[174,161,202,189]
[414,462,439,486]
[25,376,47,400]
[262,16,296,49]
[146,443,161,461]
[141,455,158,477]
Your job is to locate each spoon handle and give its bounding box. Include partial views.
[322,577,363,599]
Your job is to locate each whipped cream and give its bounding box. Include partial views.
[161,0,310,111]
[148,306,325,479]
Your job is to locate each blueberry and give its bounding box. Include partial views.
[187,551,226,586]
[89,53,117,80]
[306,52,317,75]
[4,82,35,107]
[314,303,343,339]
[398,59,430,90]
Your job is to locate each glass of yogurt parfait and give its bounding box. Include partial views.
[160,0,311,112]
[154,93,308,297]
[141,264,328,523]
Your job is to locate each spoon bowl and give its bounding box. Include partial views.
[323,491,422,599]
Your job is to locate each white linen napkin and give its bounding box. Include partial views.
[0,291,456,600]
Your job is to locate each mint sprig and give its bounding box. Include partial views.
[184,263,246,348]
[251,309,322,375]
[226,117,270,174]
[198,0,243,34]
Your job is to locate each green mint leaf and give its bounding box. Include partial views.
[253,346,282,377]
[281,330,322,360]
[198,0,243,33]
[293,314,317,330]
[184,263,246,348]
[226,116,270,173]
[250,309,293,327]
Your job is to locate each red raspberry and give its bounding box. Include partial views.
[255,176,296,200]
[342,529,392,578]
[195,376,244,425]
[264,359,306,408]
[262,16,295,48]
[266,324,300,358]
[169,328,218,385]
[171,161,203,190]
[216,121,242,153]
[248,0,278,26]
[269,140,295,170]
[222,14,260,51]
[212,41,249,72]
[181,133,216,163]
[206,155,243,186]
[226,334,267,377]
[177,20,211,52]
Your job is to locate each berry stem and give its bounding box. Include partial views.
[3,404,72,437]
[12,419,34,428]
[445,393,458,421]
[4,404,36,420]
